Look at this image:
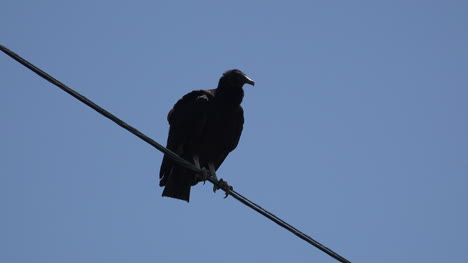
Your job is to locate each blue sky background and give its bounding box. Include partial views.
[1,1,467,262]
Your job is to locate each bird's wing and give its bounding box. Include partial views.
[214,106,244,170]
[159,90,213,185]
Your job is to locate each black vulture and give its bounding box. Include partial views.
[159,69,255,202]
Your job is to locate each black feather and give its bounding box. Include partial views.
[159,70,253,202]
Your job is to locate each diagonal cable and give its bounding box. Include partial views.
[1,44,351,263]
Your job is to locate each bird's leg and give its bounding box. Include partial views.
[193,155,210,184]
[193,155,201,169]
[209,163,233,198]
[208,163,220,193]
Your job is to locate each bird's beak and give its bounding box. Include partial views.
[244,76,255,86]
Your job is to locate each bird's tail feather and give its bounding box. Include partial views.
[162,166,193,202]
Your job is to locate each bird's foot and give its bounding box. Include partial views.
[194,168,211,184]
[213,178,233,198]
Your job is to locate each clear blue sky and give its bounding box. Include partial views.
[1,1,467,262]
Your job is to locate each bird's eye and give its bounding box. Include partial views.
[232,76,241,84]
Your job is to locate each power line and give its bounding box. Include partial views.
[1,44,351,263]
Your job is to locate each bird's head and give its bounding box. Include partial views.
[219,69,255,88]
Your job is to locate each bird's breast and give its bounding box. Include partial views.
[187,108,242,162]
